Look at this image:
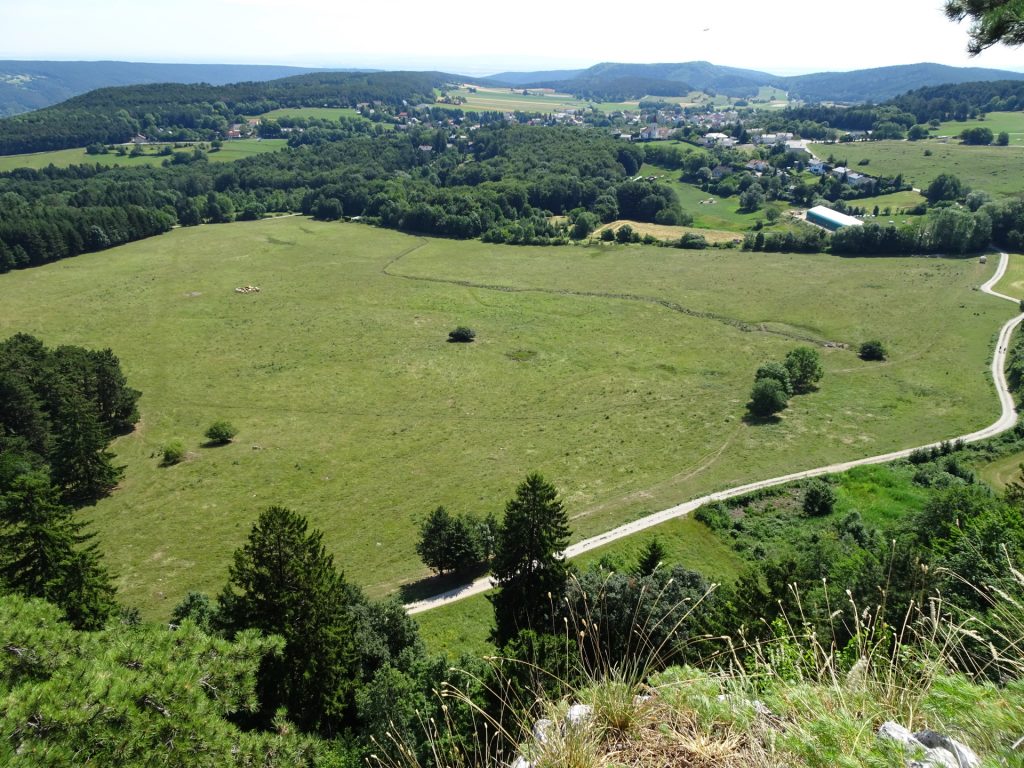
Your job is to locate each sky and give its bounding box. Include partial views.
[1,0,1023,76]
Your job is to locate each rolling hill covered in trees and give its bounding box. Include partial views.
[0,60,356,118]
[487,60,1024,102]
[0,70,449,154]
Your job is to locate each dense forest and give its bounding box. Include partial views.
[0,122,687,271]
[0,71,449,154]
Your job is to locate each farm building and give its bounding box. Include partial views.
[806,205,864,231]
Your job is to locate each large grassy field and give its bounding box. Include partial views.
[0,139,288,172]
[0,218,1010,620]
[934,111,1024,146]
[809,139,1024,197]
[446,86,582,112]
[256,107,361,121]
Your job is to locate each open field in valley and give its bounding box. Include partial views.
[0,218,1010,620]
[0,139,288,172]
[809,139,1024,197]
[933,111,1024,145]
[256,107,361,121]
[446,86,582,112]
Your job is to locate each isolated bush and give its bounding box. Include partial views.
[678,232,708,249]
[447,326,475,343]
[755,361,793,396]
[204,420,237,444]
[748,378,788,417]
[859,340,887,361]
[784,346,824,393]
[161,440,185,466]
[803,478,837,516]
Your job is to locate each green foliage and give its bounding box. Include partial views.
[416,505,493,575]
[755,361,793,396]
[217,506,360,735]
[489,473,572,646]
[748,378,788,417]
[0,593,339,767]
[858,340,887,361]
[563,565,719,670]
[678,232,708,249]
[171,590,216,631]
[961,126,994,145]
[997,130,1010,145]
[694,502,732,531]
[0,471,116,629]
[161,439,186,466]
[632,537,667,577]
[925,173,966,204]
[0,334,139,505]
[447,326,476,343]
[802,478,837,516]
[784,346,824,394]
[204,419,237,445]
[945,0,1024,54]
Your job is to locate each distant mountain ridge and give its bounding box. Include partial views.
[0,61,366,117]
[486,60,1024,103]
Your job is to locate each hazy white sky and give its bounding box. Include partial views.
[1,0,1022,75]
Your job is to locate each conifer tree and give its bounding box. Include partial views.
[217,506,360,736]
[489,473,571,646]
[633,537,668,577]
[0,470,116,629]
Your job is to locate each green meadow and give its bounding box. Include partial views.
[809,139,1024,197]
[0,218,1010,620]
[0,139,288,172]
[641,163,791,231]
[446,86,582,112]
[256,107,361,121]
[934,111,1024,145]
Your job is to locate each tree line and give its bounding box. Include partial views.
[0,123,688,271]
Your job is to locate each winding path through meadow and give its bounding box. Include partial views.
[406,252,1023,615]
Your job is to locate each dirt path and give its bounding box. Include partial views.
[405,252,1022,615]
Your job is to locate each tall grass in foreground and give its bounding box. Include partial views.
[372,562,1024,768]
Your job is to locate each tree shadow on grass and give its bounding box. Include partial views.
[398,562,490,603]
[742,412,783,426]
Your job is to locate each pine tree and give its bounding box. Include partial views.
[49,394,121,505]
[489,473,571,646]
[0,470,116,629]
[217,506,359,735]
[633,537,667,577]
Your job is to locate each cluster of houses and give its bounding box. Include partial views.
[809,162,875,188]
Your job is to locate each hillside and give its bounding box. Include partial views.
[0,60,362,117]
[485,60,1024,102]
[0,70,451,154]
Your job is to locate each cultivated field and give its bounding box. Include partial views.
[445,86,581,112]
[809,139,1024,197]
[0,139,288,172]
[0,218,1009,618]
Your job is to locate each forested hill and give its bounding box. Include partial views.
[0,60,353,118]
[784,62,1024,103]
[887,79,1024,121]
[0,71,451,155]
[485,60,1024,103]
